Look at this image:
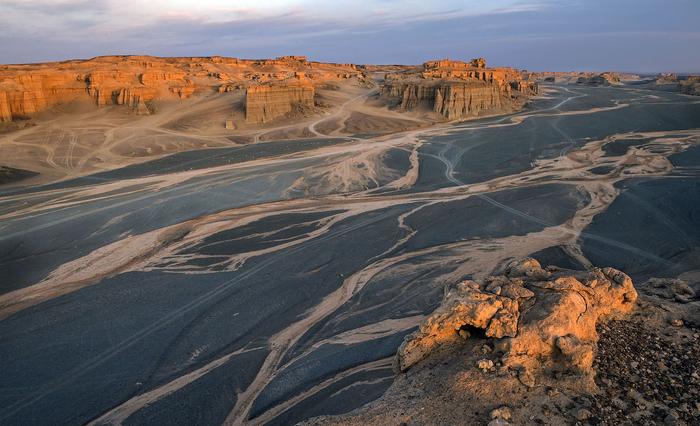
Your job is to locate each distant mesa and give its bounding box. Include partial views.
[531,70,700,96]
[245,74,316,124]
[379,58,538,121]
[576,72,621,86]
[530,71,624,86]
[680,76,700,95]
[0,55,540,127]
[634,73,700,95]
[2,55,699,128]
[0,55,368,124]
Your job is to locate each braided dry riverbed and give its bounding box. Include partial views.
[1,85,699,425]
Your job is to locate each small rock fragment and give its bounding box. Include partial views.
[576,408,591,421]
[490,406,513,421]
[478,359,494,371]
[518,369,535,387]
[664,413,679,425]
[611,397,627,411]
[670,319,684,327]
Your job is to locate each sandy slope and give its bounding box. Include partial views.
[0,79,436,187]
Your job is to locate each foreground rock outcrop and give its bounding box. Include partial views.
[0,55,366,123]
[395,258,637,385]
[304,259,650,426]
[380,58,537,121]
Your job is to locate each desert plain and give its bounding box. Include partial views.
[0,55,698,425]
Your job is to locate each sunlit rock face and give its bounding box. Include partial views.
[396,258,638,388]
[380,58,537,120]
[0,55,365,122]
[245,81,316,123]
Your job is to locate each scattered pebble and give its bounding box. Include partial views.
[576,408,591,421]
[477,359,494,371]
[490,405,512,421]
[517,370,535,387]
[591,319,699,424]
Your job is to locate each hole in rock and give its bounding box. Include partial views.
[458,324,487,339]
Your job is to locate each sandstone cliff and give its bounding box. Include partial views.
[245,81,315,123]
[380,58,537,121]
[382,81,507,119]
[0,55,366,122]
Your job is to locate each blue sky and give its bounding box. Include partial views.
[1,0,699,72]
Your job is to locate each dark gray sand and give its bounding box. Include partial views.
[0,165,37,185]
[581,177,700,283]
[1,84,699,425]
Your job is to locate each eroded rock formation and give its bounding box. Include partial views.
[396,258,637,388]
[576,72,621,86]
[680,76,700,96]
[531,71,640,86]
[245,80,315,123]
[303,259,643,426]
[380,58,537,120]
[0,55,366,122]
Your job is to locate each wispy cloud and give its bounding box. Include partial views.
[0,0,543,37]
[0,0,698,73]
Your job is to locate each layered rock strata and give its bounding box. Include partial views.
[0,55,365,122]
[384,81,505,120]
[380,58,537,120]
[245,81,315,123]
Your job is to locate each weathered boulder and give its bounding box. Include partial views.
[395,258,638,389]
